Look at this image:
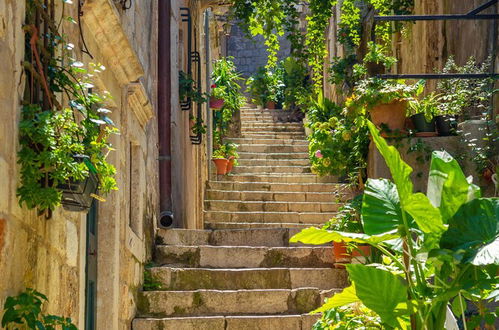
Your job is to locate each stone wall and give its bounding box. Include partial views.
[227,23,291,78]
[0,0,159,329]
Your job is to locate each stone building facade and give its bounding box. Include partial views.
[0,0,159,328]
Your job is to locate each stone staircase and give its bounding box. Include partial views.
[133,107,351,329]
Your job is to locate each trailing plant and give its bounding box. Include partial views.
[189,114,207,136]
[345,78,425,116]
[179,71,207,104]
[18,1,118,214]
[407,92,441,121]
[211,57,245,145]
[292,121,499,329]
[2,288,77,330]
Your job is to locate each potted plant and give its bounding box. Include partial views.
[212,148,229,175]
[346,78,425,135]
[407,92,440,136]
[224,142,239,173]
[209,83,225,109]
[179,71,207,105]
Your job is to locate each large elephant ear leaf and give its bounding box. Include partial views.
[366,120,413,202]
[289,227,398,245]
[311,284,359,314]
[427,150,481,223]
[346,264,410,328]
[362,178,403,235]
[440,198,499,266]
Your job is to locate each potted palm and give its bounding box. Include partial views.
[407,93,439,136]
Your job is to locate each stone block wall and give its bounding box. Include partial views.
[0,0,159,329]
[227,23,291,78]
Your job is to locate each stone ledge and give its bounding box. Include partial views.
[82,0,144,86]
[127,82,153,129]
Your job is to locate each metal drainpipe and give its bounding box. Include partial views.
[158,0,174,228]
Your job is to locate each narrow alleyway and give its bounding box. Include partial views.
[133,106,352,329]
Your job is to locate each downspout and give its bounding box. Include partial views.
[158,0,174,227]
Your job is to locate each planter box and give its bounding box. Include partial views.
[59,171,99,212]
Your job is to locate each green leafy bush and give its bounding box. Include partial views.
[292,121,499,329]
[313,302,382,329]
[245,67,283,106]
[2,289,77,330]
[407,92,441,121]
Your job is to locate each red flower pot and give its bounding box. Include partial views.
[210,97,224,109]
[351,245,371,264]
[333,241,351,264]
[266,101,276,109]
[212,158,229,175]
[370,100,407,135]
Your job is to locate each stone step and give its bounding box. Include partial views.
[204,222,318,230]
[241,126,304,133]
[206,181,350,193]
[204,210,336,224]
[242,132,305,138]
[148,267,347,290]
[219,174,339,184]
[155,245,334,268]
[205,190,343,202]
[241,122,304,128]
[237,144,309,153]
[204,200,340,213]
[133,314,319,330]
[157,228,304,247]
[227,138,308,145]
[238,152,309,160]
[137,288,336,318]
[231,165,311,174]
[238,158,310,167]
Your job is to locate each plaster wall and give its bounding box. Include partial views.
[0,0,159,329]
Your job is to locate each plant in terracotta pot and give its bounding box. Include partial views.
[224,142,239,173]
[346,78,425,135]
[322,194,370,266]
[212,148,229,175]
[407,92,440,136]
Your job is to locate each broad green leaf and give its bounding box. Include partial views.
[367,121,413,202]
[404,193,445,234]
[427,150,481,223]
[311,284,359,314]
[441,198,499,266]
[451,295,465,317]
[347,264,408,328]
[362,178,403,235]
[289,227,398,245]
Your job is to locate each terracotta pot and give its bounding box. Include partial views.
[210,97,224,109]
[226,156,236,173]
[370,100,407,133]
[266,101,276,109]
[333,241,351,264]
[212,158,229,175]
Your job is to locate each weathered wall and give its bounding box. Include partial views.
[0,0,159,329]
[227,23,291,78]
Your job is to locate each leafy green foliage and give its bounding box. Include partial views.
[179,71,208,104]
[292,122,499,329]
[211,57,245,145]
[19,1,118,213]
[2,288,77,330]
[143,264,163,291]
[313,301,383,329]
[323,194,363,233]
[407,92,440,121]
[212,142,240,166]
[245,67,283,106]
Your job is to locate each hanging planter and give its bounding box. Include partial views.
[59,155,100,212]
[209,96,225,109]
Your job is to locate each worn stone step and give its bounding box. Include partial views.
[204,222,318,230]
[242,132,305,137]
[227,138,308,145]
[137,288,335,317]
[148,267,347,290]
[237,144,309,153]
[241,126,304,133]
[205,190,343,203]
[241,122,304,128]
[133,314,320,330]
[231,165,311,174]
[219,174,339,184]
[155,245,334,268]
[204,210,336,224]
[238,158,310,167]
[238,152,309,160]
[206,181,351,193]
[204,200,340,213]
[157,228,304,247]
